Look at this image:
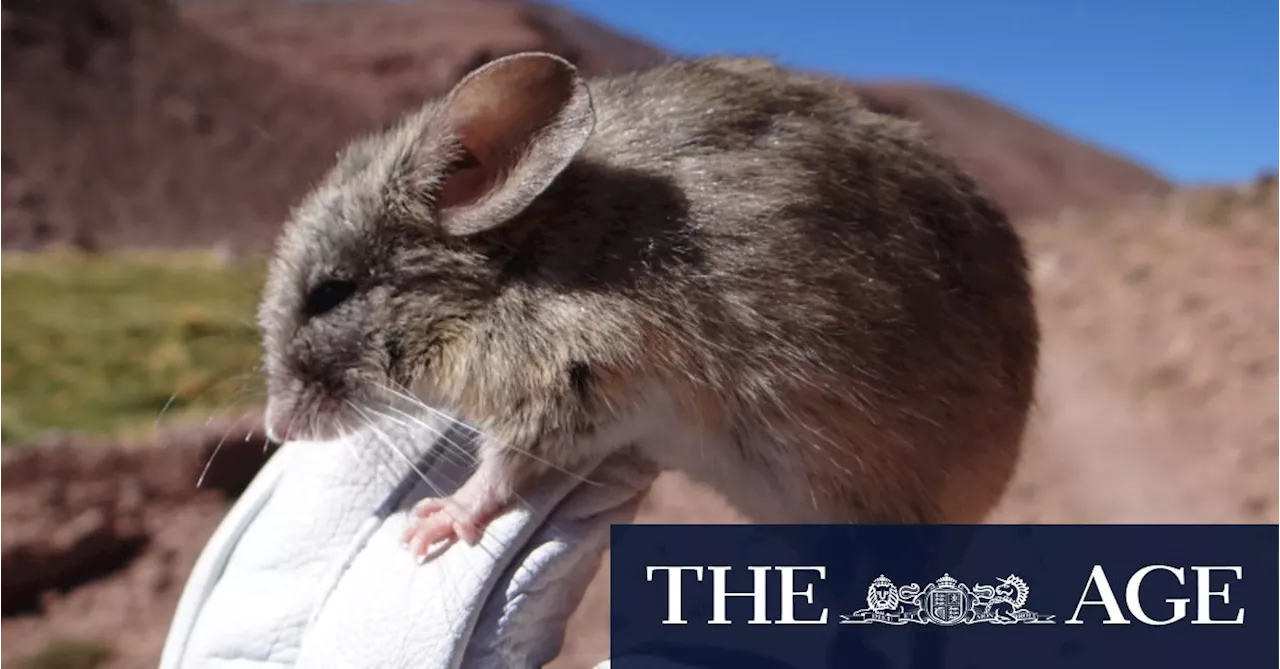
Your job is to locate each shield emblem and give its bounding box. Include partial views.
[926,589,966,625]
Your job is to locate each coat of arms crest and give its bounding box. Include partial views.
[839,573,1055,626]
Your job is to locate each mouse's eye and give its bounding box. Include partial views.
[304,279,358,318]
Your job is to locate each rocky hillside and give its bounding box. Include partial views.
[3,0,1171,252]
[851,82,1173,220]
[188,0,1172,223]
[179,0,667,125]
[1,0,371,251]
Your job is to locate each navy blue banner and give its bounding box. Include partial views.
[609,524,1278,668]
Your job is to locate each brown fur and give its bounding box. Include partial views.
[258,53,1039,526]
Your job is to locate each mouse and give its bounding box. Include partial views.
[256,52,1039,558]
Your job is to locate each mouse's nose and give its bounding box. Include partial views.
[265,421,292,444]
[264,403,298,444]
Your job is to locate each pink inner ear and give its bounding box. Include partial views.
[436,129,495,211]
[431,53,592,236]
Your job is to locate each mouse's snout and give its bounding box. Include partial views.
[262,358,359,444]
[263,390,308,444]
[263,396,301,443]
[260,308,374,444]
[263,388,350,444]
[264,414,293,444]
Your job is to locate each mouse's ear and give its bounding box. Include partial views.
[432,52,595,237]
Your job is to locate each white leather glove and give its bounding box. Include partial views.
[159,414,657,669]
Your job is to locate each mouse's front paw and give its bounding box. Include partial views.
[401,487,509,562]
[401,497,477,553]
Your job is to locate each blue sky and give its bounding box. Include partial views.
[553,0,1277,185]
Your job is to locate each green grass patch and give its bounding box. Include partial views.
[2,250,267,444]
[12,638,113,669]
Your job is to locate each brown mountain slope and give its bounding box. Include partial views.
[3,0,1171,251]
[1,0,374,251]
[852,82,1173,219]
[994,177,1278,523]
[176,0,664,127]
[186,0,1171,220]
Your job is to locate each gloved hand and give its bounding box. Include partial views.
[159,413,657,669]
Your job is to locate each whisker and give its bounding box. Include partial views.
[362,406,557,555]
[197,410,253,489]
[361,383,608,579]
[358,409,427,480]
[373,381,604,489]
[349,402,520,565]
[378,405,478,467]
[357,409,510,563]
[398,390,600,599]
[156,369,265,429]
[367,405,492,484]
[375,382,476,431]
[333,415,382,482]
[154,395,178,431]
[347,401,444,495]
